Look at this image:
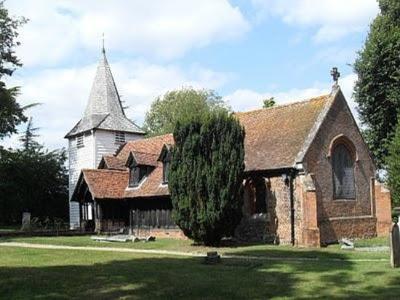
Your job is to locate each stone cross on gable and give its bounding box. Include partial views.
[330,67,340,86]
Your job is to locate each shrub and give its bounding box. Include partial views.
[169,111,245,246]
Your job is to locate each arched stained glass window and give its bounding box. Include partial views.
[332,144,355,199]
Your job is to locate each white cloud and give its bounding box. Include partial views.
[224,73,359,118]
[2,61,360,151]
[252,0,379,42]
[7,0,249,66]
[2,58,232,149]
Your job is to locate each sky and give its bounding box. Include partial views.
[2,0,380,150]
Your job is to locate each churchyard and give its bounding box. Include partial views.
[0,236,400,299]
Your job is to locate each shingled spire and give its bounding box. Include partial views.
[65,48,143,138]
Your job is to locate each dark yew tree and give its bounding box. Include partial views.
[353,0,400,168]
[19,117,39,150]
[169,111,245,246]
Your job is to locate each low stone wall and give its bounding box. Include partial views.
[319,216,377,245]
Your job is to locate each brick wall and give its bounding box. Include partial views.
[303,91,378,244]
[297,174,320,247]
[375,181,392,236]
[319,217,376,244]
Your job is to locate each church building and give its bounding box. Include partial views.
[65,48,145,228]
[66,50,392,247]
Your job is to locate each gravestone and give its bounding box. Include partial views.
[204,251,221,265]
[390,223,400,268]
[21,212,31,231]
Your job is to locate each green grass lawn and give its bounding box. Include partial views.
[0,235,390,260]
[0,243,399,299]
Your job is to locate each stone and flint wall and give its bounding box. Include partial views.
[235,176,294,245]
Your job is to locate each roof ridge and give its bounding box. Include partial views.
[83,168,128,174]
[123,133,173,146]
[236,93,331,116]
[130,150,160,156]
[294,88,338,165]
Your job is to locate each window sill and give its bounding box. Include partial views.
[126,177,147,190]
[333,198,356,202]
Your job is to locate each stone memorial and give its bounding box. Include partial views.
[390,223,400,268]
[204,251,221,264]
[21,212,31,231]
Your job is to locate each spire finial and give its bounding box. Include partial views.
[330,67,340,86]
[102,33,105,54]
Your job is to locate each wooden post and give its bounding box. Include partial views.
[79,202,83,231]
[390,223,400,268]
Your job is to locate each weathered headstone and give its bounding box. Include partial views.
[21,212,31,231]
[204,251,221,265]
[146,236,156,242]
[390,223,400,268]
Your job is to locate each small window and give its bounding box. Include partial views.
[115,131,125,144]
[163,161,170,184]
[254,177,267,213]
[129,166,147,187]
[332,144,355,199]
[77,135,84,148]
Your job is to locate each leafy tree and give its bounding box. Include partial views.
[353,0,400,167]
[143,87,229,136]
[387,117,400,206]
[0,141,68,225]
[0,2,29,139]
[263,97,275,108]
[169,111,245,246]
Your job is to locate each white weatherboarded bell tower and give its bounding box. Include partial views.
[65,48,145,229]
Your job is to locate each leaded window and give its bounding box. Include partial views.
[332,144,355,199]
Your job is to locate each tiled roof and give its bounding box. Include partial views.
[130,151,159,167]
[124,162,169,198]
[65,51,144,138]
[100,155,126,170]
[74,93,335,201]
[81,169,129,199]
[236,94,332,171]
[116,133,174,163]
[74,134,173,200]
